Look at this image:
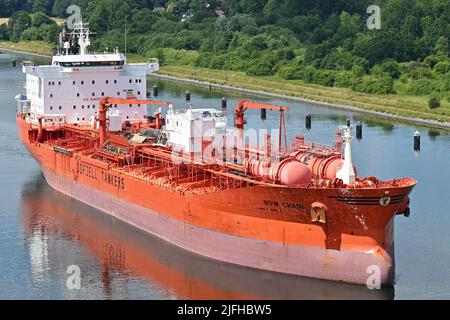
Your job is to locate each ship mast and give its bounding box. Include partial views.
[71,20,91,55]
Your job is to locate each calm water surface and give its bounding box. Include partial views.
[0,52,449,299]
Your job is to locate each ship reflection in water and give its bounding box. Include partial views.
[20,173,394,300]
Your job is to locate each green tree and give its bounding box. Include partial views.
[31,12,55,28]
[131,8,156,33]
[334,70,354,88]
[223,0,267,15]
[0,0,21,17]
[333,11,360,44]
[428,91,441,109]
[435,36,449,58]
[228,14,256,32]
[434,61,450,75]
[87,0,134,34]
[0,23,9,40]
[263,0,283,23]
[8,11,32,42]
[189,0,212,22]
[28,0,52,14]
[246,60,274,76]
[21,27,42,41]
[39,23,60,43]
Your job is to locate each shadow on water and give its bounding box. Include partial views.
[427,129,441,141]
[0,52,49,66]
[20,173,394,300]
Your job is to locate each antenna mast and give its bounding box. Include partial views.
[72,19,92,55]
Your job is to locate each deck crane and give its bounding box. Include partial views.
[98,97,172,146]
[234,99,289,152]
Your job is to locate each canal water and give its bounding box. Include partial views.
[0,52,449,299]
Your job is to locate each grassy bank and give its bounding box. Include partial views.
[0,40,53,56]
[157,65,450,124]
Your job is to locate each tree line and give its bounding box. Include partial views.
[1,0,449,107]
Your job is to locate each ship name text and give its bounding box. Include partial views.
[263,200,305,210]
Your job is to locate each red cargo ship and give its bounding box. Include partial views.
[16,22,416,286]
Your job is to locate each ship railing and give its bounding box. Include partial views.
[292,142,341,156]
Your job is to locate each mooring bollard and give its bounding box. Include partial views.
[305,113,312,130]
[414,131,421,151]
[261,108,267,120]
[221,97,227,109]
[185,90,191,102]
[152,84,159,97]
[356,122,363,140]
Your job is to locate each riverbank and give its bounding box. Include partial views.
[2,44,450,130]
[150,73,450,131]
[0,41,53,57]
[156,65,450,128]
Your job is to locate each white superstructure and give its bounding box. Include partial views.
[17,21,159,127]
[164,105,227,153]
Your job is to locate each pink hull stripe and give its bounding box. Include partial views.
[43,170,394,286]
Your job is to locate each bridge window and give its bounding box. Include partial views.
[101,92,104,96]
[50,94,53,98]
[106,80,109,84]
[73,105,76,109]
[77,93,80,97]
[82,105,85,109]
[73,81,76,85]
[87,105,90,109]
[117,92,120,96]
[58,81,61,85]
[92,92,95,97]
[50,106,53,110]
[114,80,117,84]
[59,61,124,67]
[92,80,95,84]
[59,106,62,110]
[129,79,132,83]
[81,81,84,85]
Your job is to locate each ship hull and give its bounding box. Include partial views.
[17,116,415,286]
[41,168,395,286]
